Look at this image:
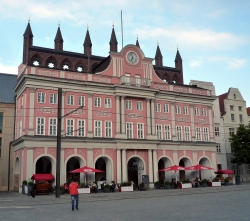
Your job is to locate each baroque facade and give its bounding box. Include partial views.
[12,22,217,192]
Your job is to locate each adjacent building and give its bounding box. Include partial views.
[12,22,217,192]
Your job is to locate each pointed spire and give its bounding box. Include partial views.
[109,25,118,52]
[136,36,140,48]
[23,20,33,37]
[54,25,63,51]
[155,43,163,58]
[84,27,92,55]
[175,47,182,62]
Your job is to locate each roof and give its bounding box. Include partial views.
[136,39,140,48]
[23,22,33,37]
[109,28,118,45]
[246,107,250,116]
[218,92,228,116]
[0,73,17,103]
[84,29,92,46]
[54,27,63,42]
[31,174,55,181]
[175,49,182,61]
[155,45,163,58]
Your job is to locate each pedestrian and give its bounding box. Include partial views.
[31,180,36,198]
[69,179,80,211]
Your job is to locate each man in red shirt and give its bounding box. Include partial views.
[69,179,80,211]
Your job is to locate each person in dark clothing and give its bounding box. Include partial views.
[31,180,36,198]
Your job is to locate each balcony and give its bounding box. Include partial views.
[120,76,151,87]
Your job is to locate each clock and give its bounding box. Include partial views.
[127,51,139,65]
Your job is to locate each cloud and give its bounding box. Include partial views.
[205,9,229,19]
[45,37,50,40]
[0,63,17,74]
[209,57,246,69]
[190,60,202,67]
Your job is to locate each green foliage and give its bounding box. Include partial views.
[181,179,191,183]
[104,184,110,188]
[224,178,230,182]
[235,174,240,178]
[121,182,131,186]
[80,182,86,188]
[154,181,160,185]
[22,180,27,185]
[230,123,250,165]
[140,182,144,187]
[164,181,170,185]
[212,178,219,182]
[201,179,207,183]
[28,181,33,186]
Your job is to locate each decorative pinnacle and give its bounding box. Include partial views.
[87,24,89,30]
[157,40,159,46]
[177,45,179,50]
[112,21,114,27]
[137,35,138,40]
[28,17,30,23]
[58,21,60,27]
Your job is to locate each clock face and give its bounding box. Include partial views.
[127,52,139,65]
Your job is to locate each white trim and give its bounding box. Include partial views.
[126,122,133,138]
[94,97,101,107]
[66,119,74,136]
[105,121,112,138]
[36,117,45,135]
[164,125,171,140]
[137,123,144,139]
[94,120,102,137]
[78,119,85,137]
[49,118,57,135]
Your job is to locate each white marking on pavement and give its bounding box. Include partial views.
[0,206,32,209]
[0,199,12,202]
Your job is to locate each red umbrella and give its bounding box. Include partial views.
[214,169,234,175]
[159,165,186,172]
[186,164,215,170]
[70,166,104,173]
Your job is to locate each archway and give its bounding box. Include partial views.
[158,157,172,181]
[95,157,112,183]
[66,157,81,183]
[36,156,52,174]
[179,157,192,181]
[127,157,145,189]
[14,157,20,191]
[199,157,212,179]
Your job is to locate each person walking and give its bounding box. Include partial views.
[69,179,80,211]
[31,180,36,198]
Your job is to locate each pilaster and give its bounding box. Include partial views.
[121,96,125,134]
[148,149,153,187]
[87,93,93,138]
[116,149,121,183]
[153,150,158,182]
[189,104,195,141]
[122,149,127,182]
[28,88,35,135]
[170,102,176,141]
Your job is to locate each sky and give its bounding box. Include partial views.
[0,0,249,106]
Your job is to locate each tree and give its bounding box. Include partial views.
[229,123,250,180]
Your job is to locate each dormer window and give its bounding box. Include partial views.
[63,64,69,70]
[33,60,40,66]
[234,93,236,99]
[48,62,55,68]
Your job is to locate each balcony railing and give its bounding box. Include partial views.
[120,76,151,87]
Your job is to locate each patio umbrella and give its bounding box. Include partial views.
[214,169,234,175]
[186,164,215,171]
[159,165,186,181]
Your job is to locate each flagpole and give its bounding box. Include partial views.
[121,10,123,49]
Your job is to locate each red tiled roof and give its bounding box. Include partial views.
[218,92,228,116]
[246,107,250,116]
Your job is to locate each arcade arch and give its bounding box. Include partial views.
[34,155,56,180]
[95,157,112,183]
[179,157,192,180]
[14,157,20,191]
[66,156,85,183]
[199,157,212,179]
[158,157,172,181]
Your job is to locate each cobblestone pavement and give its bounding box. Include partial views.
[0,184,250,221]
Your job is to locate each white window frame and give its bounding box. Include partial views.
[196,127,202,141]
[94,97,101,107]
[184,126,190,141]
[155,103,161,112]
[176,126,182,141]
[239,114,243,122]
[104,98,111,108]
[94,120,102,137]
[38,92,45,103]
[137,123,144,139]
[136,101,143,111]
[49,118,57,135]
[183,106,189,115]
[216,145,221,153]
[19,120,22,137]
[203,127,209,141]
[215,127,220,136]
[78,96,85,107]
[67,95,74,105]
[67,119,74,136]
[49,93,57,104]
[37,117,45,135]
[202,108,207,116]
[156,124,162,140]
[125,100,132,110]
[175,105,181,114]
[78,120,85,137]
[194,107,200,116]
[126,122,133,138]
[231,114,235,122]
[164,125,171,140]
[105,121,112,138]
[164,104,169,113]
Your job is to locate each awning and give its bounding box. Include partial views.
[31,174,55,181]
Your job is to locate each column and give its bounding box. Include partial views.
[115,96,121,134]
[150,99,155,135]
[208,106,214,141]
[87,93,93,137]
[189,104,195,141]
[193,150,198,165]
[153,150,158,182]
[61,90,66,133]
[87,148,94,182]
[122,149,127,182]
[116,149,122,183]
[146,99,151,135]
[170,102,176,139]
[28,88,35,135]
[26,149,33,181]
[148,149,153,187]
[121,96,125,134]
[60,148,65,185]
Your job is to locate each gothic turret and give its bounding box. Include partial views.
[23,20,33,64]
[136,37,140,48]
[83,28,92,55]
[155,43,163,66]
[175,48,182,71]
[54,24,63,51]
[109,26,118,52]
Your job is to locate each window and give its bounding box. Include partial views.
[175,105,181,114]
[202,108,207,116]
[156,125,162,140]
[230,105,234,111]
[0,112,3,133]
[215,127,220,136]
[94,121,102,137]
[78,96,85,106]
[233,93,236,99]
[67,119,74,136]
[217,164,222,170]
[238,106,242,111]
[239,114,243,122]
[232,164,240,175]
[38,92,45,103]
[137,123,144,139]
[229,128,235,136]
[21,95,24,106]
[0,138,1,158]
[164,104,169,113]
[203,128,209,141]
[135,75,141,86]
[136,101,143,111]
[164,125,171,140]
[194,107,200,116]
[67,95,74,105]
[155,103,161,112]
[105,98,111,108]
[216,145,221,153]
[105,121,112,138]
[125,100,132,110]
[196,127,201,141]
[49,118,57,135]
[19,121,22,137]
[231,114,235,121]
[176,126,182,141]
[78,120,85,137]
[50,93,57,104]
[184,126,190,141]
[126,122,133,138]
[183,106,188,115]
[94,97,101,107]
[37,117,45,135]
